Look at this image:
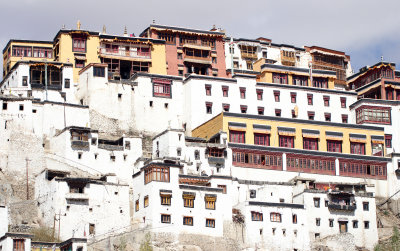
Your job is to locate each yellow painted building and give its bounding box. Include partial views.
[53,29,167,83]
[2,40,54,77]
[3,26,167,83]
[192,112,385,156]
[253,58,336,89]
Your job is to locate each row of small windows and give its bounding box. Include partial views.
[313,198,369,210]
[229,130,387,155]
[159,215,216,227]
[135,194,216,211]
[205,84,347,107]
[251,211,369,230]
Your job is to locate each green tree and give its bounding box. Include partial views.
[139,233,153,251]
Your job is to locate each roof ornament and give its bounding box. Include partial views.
[62,24,65,30]
[77,20,81,30]
[152,19,156,24]
[124,26,128,36]
[102,25,106,34]
[381,55,384,62]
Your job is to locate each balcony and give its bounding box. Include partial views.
[241,52,258,59]
[98,143,124,151]
[99,48,151,61]
[71,140,89,149]
[65,193,89,201]
[327,202,356,211]
[184,56,212,65]
[208,157,225,165]
[182,42,212,51]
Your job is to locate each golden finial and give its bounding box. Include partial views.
[77,20,81,30]
[102,25,106,34]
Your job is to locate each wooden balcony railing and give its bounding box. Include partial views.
[100,48,151,59]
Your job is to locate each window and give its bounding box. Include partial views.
[308,111,315,120]
[19,104,24,111]
[256,89,263,100]
[206,219,215,228]
[230,130,245,143]
[22,76,28,86]
[178,70,183,76]
[323,96,330,107]
[135,200,139,211]
[161,194,171,205]
[250,190,256,198]
[270,213,281,222]
[292,75,308,86]
[205,84,211,96]
[153,79,172,97]
[69,183,85,194]
[385,134,392,148]
[313,77,328,88]
[93,67,105,77]
[144,196,149,208]
[274,90,280,102]
[183,196,194,208]
[292,214,297,224]
[364,221,369,229]
[340,97,347,108]
[273,73,288,84]
[353,220,358,228]
[144,165,170,184]
[254,133,270,146]
[327,140,342,153]
[206,102,213,114]
[222,86,229,97]
[222,103,230,112]
[65,78,70,88]
[73,38,86,52]
[316,218,321,226]
[212,57,217,64]
[303,138,318,150]
[350,142,365,155]
[218,185,227,194]
[177,53,182,59]
[13,46,32,57]
[251,211,263,221]
[291,92,297,103]
[342,114,348,123]
[307,94,313,105]
[194,150,200,160]
[325,113,331,122]
[240,105,247,114]
[183,216,193,226]
[240,87,246,99]
[329,219,334,227]
[339,222,348,233]
[2,103,7,110]
[161,214,171,223]
[75,59,85,68]
[159,32,175,44]
[205,196,216,210]
[292,109,297,118]
[208,147,224,158]
[258,106,264,115]
[279,136,294,148]
[314,198,320,208]
[275,109,281,117]
[363,202,369,211]
[356,106,391,124]
[13,239,25,251]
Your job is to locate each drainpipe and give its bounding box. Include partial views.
[45,60,48,100]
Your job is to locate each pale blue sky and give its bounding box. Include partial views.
[1,0,399,79]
